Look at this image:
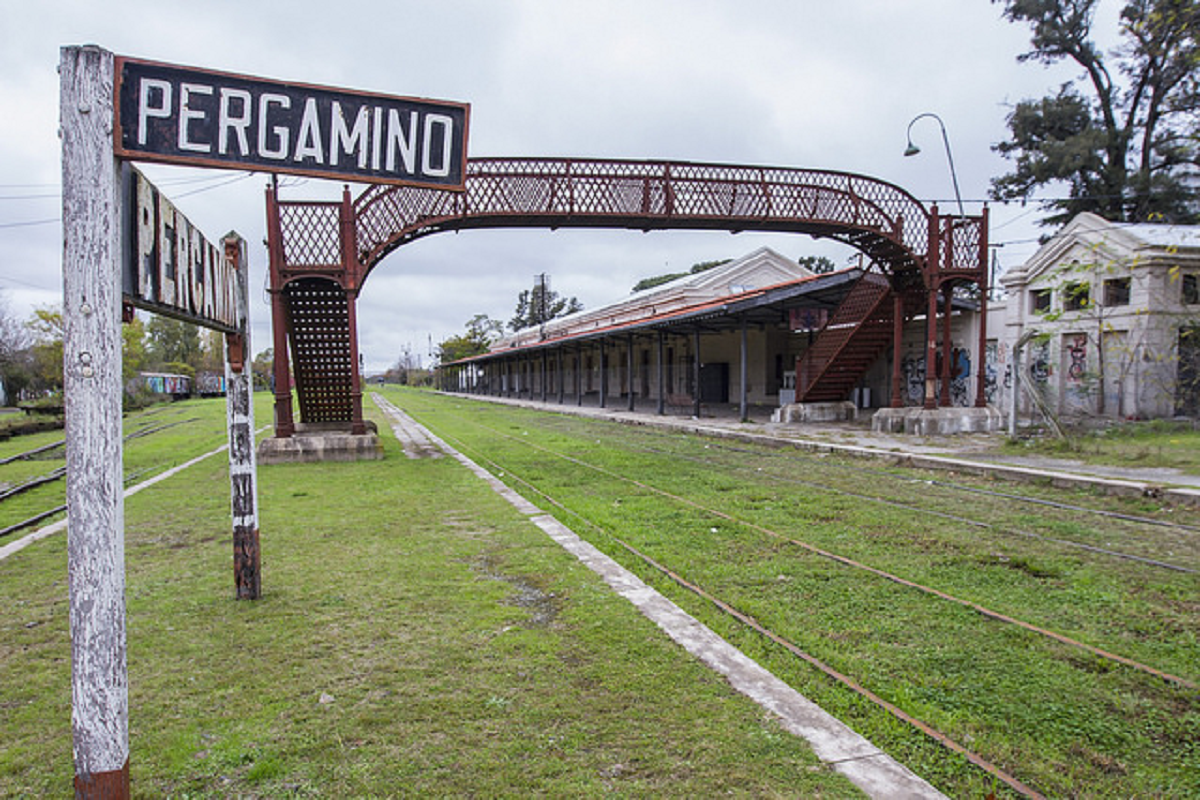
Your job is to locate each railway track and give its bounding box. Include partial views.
[530,413,1200,564]
[0,416,205,540]
[385,393,1199,799]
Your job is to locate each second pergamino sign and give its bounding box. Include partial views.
[114,56,470,189]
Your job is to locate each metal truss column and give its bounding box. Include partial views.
[923,207,941,410]
[627,334,636,412]
[939,282,953,408]
[739,316,749,422]
[975,207,991,408]
[340,187,367,436]
[557,348,565,404]
[891,290,905,408]
[656,330,666,415]
[599,339,608,409]
[575,348,583,406]
[541,349,549,403]
[265,186,295,437]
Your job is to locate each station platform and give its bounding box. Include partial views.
[438,391,1200,505]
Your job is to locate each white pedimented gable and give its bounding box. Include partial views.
[1003,212,1200,291]
[497,247,813,348]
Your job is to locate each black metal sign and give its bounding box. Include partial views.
[114,56,469,189]
[121,165,241,332]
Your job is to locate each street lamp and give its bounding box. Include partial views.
[904,112,965,219]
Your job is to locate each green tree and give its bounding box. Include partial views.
[122,316,147,383]
[438,315,504,364]
[797,255,838,274]
[509,276,582,332]
[0,290,30,401]
[146,315,202,369]
[632,259,731,292]
[991,0,1199,225]
[251,348,275,391]
[26,307,64,394]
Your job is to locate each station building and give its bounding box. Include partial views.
[444,246,983,423]
[988,212,1200,421]
[443,213,1200,430]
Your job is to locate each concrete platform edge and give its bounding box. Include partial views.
[442,393,1197,506]
[374,394,948,799]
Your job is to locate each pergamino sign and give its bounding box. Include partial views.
[114,56,469,189]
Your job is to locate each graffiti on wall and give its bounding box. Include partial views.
[1066,334,1088,383]
[949,347,971,406]
[1029,342,1051,384]
[902,355,925,405]
[985,341,999,405]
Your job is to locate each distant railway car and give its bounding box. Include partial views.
[138,372,191,399]
[195,372,227,397]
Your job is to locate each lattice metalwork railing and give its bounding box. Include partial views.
[352,158,954,279]
[284,278,354,422]
[941,213,988,276]
[277,201,343,270]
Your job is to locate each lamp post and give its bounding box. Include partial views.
[905,112,967,411]
[904,112,965,219]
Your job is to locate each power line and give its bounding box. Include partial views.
[0,273,59,291]
[172,171,254,198]
[0,192,60,201]
[0,218,59,230]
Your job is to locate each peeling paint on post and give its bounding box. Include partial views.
[60,45,131,798]
[223,235,260,599]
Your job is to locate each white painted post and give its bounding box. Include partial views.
[223,235,261,599]
[60,45,130,797]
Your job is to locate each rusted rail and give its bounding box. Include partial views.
[0,440,65,465]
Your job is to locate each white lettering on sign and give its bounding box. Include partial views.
[137,78,171,146]
[258,93,290,160]
[386,109,417,174]
[116,57,469,188]
[294,97,323,163]
[124,167,240,332]
[423,114,453,177]
[330,101,369,169]
[218,88,252,156]
[178,83,212,152]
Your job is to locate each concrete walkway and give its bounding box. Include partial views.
[443,392,1200,506]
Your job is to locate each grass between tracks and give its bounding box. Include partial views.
[384,388,1200,799]
[0,394,858,797]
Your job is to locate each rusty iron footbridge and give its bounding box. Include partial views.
[266,157,989,435]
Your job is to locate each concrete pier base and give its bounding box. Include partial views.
[771,401,856,424]
[871,405,1003,436]
[257,421,383,464]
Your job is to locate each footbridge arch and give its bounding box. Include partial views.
[266,158,989,436]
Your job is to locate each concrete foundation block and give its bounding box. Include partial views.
[771,401,856,424]
[258,421,383,464]
[870,406,1003,436]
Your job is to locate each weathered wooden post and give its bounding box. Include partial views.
[223,235,260,599]
[60,44,131,798]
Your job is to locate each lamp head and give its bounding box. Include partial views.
[903,141,921,157]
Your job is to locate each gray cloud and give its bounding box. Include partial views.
[2,0,1115,370]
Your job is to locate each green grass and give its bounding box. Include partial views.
[0,393,858,797]
[1003,419,1200,475]
[383,387,1200,799]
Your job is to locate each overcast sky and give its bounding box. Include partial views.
[2,0,1121,372]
